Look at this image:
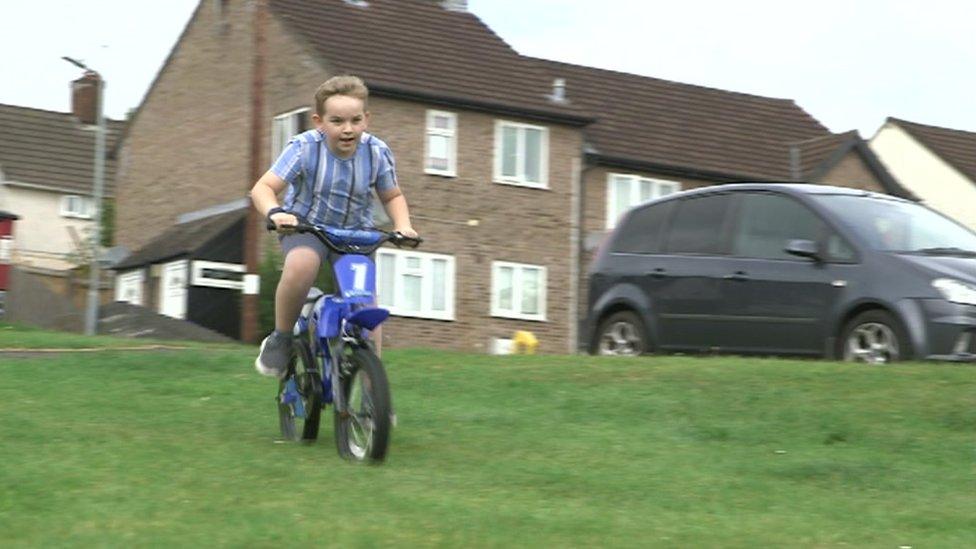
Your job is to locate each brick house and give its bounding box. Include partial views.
[114,0,906,353]
[0,91,122,272]
[870,118,976,230]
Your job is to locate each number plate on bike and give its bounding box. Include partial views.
[334,254,376,302]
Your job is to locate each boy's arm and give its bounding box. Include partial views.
[251,170,298,231]
[378,187,417,238]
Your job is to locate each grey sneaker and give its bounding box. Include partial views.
[255,331,294,378]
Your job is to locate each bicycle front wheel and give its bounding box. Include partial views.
[278,339,323,442]
[334,347,392,463]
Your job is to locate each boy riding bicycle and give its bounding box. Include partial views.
[250,75,418,378]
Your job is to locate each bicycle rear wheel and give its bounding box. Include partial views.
[334,347,392,463]
[278,339,323,442]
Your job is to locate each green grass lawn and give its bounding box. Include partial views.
[1,327,974,547]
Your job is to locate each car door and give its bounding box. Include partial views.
[653,192,739,350]
[721,192,855,354]
[607,200,675,344]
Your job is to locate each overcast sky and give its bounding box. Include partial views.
[2,0,973,137]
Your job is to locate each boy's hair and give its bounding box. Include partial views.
[315,75,369,115]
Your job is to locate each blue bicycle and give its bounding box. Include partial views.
[271,222,421,463]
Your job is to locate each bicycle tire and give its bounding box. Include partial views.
[278,339,323,442]
[334,347,392,463]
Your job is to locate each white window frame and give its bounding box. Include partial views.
[60,195,93,219]
[424,110,457,177]
[376,248,455,321]
[493,120,549,189]
[491,261,547,321]
[0,236,13,264]
[606,174,681,229]
[115,269,145,306]
[191,260,245,290]
[271,107,310,159]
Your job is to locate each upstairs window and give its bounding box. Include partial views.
[425,110,457,176]
[61,195,94,219]
[494,121,548,188]
[272,108,310,158]
[606,174,681,229]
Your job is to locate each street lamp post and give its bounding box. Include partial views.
[63,56,105,336]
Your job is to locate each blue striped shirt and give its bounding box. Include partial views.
[271,130,398,228]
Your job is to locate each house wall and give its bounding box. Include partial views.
[815,150,886,193]
[870,123,976,229]
[115,1,253,252]
[263,13,586,353]
[0,186,94,270]
[117,4,585,353]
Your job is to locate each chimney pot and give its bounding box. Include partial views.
[550,78,567,103]
[441,0,467,11]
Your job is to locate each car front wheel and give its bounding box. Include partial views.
[839,310,911,364]
[595,311,648,356]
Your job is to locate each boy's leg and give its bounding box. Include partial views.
[256,240,324,378]
[275,247,321,332]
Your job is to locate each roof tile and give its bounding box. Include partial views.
[892,118,976,183]
[0,103,123,195]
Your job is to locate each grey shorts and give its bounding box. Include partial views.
[279,232,335,265]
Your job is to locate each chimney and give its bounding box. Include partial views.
[550,78,567,103]
[441,0,467,11]
[71,71,101,125]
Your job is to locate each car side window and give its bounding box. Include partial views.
[664,194,734,255]
[733,193,826,260]
[826,233,857,262]
[611,201,674,254]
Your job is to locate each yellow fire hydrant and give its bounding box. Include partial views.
[512,330,539,354]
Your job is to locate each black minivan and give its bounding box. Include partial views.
[584,184,976,363]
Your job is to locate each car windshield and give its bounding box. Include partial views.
[812,195,976,255]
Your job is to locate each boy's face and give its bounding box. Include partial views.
[313,94,369,158]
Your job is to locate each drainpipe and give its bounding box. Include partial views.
[570,152,597,354]
[242,0,268,343]
[789,145,801,182]
[569,156,581,354]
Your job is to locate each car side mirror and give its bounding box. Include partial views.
[785,239,821,261]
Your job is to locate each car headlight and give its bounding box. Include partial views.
[932,278,976,306]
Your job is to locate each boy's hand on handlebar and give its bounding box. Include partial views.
[394,225,418,239]
[270,212,299,234]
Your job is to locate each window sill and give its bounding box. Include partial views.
[491,312,547,322]
[388,310,455,322]
[424,169,457,178]
[493,178,549,190]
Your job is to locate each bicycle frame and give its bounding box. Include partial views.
[273,223,419,422]
[311,253,389,415]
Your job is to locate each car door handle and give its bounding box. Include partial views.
[723,271,749,282]
[646,268,667,279]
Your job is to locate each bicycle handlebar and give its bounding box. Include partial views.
[266,218,422,255]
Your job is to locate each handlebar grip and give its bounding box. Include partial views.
[266,221,314,233]
[392,232,423,248]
